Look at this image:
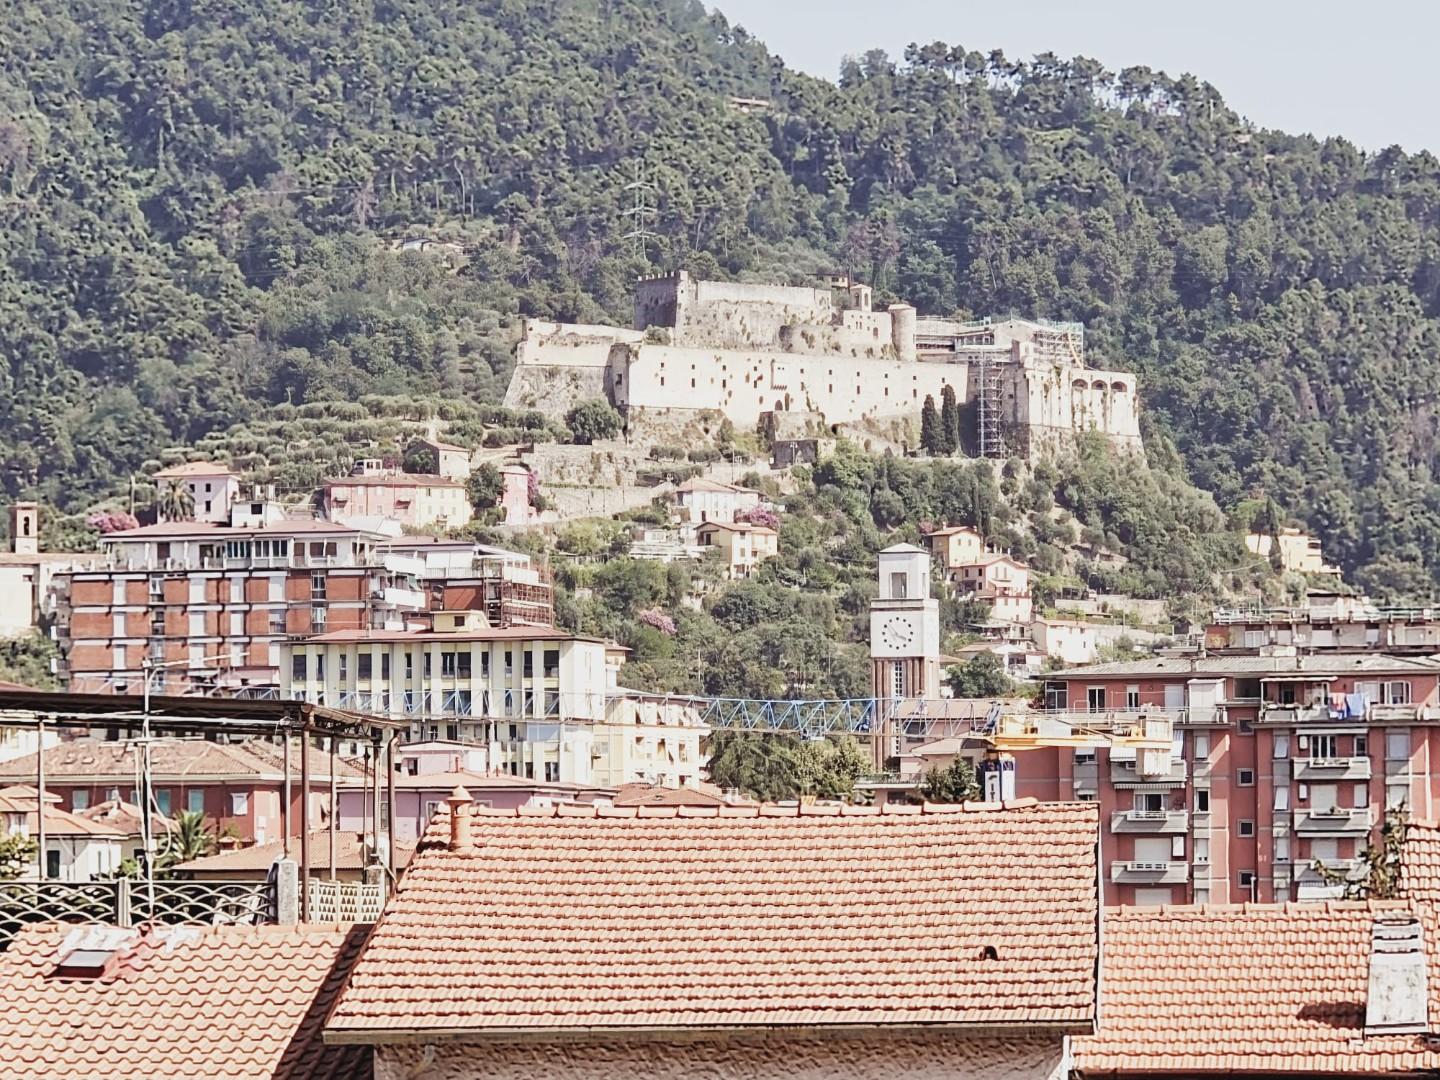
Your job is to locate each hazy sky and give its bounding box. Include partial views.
[714,0,1440,153]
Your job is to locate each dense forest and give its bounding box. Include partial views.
[3,0,1439,593]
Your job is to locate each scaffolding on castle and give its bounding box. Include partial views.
[977,356,1005,459]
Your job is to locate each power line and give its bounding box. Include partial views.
[621,159,658,264]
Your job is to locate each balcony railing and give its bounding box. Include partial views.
[1296,807,1374,833]
[1110,759,1188,785]
[1293,756,1372,781]
[1111,809,1189,834]
[1111,861,1189,884]
[0,879,273,948]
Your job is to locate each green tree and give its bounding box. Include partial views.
[0,633,59,690]
[940,384,961,456]
[566,400,622,445]
[946,654,1015,698]
[707,732,867,801]
[919,394,941,454]
[465,463,503,512]
[156,809,219,868]
[0,834,37,879]
[1319,805,1407,900]
[402,443,437,474]
[919,758,981,803]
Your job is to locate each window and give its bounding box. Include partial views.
[106,786,120,802]
[1195,789,1210,813]
[543,649,559,678]
[1193,733,1209,758]
[1136,792,1165,813]
[188,789,205,813]
[358,653,372,680]
[315,653,326,681]
[1273,735,1289,759]
[70,790,89,811]
[1385,681,1412,705]
[1238,870,1256,889]
[382,653,391,680]
[458,652,472,679]
[1194,838,1210,864]
[1355,734,1368,756]
[1239,819,1256,838]
[422,652,432,678]
[268,609,286,634]
[1244,629,1265,648]
[1044,683,1067,712]
[523,652,534,678]
[545,762,560,782]
[311,604,326,630]
[155,789,171,814]
[1087,687,1106,712]
[1354,784,1369,809]
[441,651,457,678]
[338,654,348,684]
[1312,734,1337,760]
[504,650,514,678]
[1275,834,1290,862]
[891,662,905,698]
[230,792,249,815]
[1125,684,1140,709]
[1238,768,1255,787]
[46,850,61,878]
[1074,749,1096,765]
[1274,786,1289,811]
[1387,731,1410,761]
[1075,791,1097,802]
[889,572,908,599]
[404,651,414,680]
[524,762,534,779]
[1238,719,1254,735]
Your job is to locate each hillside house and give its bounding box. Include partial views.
[694,520,778,578]
[669,477,763,524]
[151,462,240,524]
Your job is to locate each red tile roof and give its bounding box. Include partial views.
[172,830,414,873]
[325,799,1100,1040]
[151,461,236,479]
[1075,902,1440,1076]
[1400,819,1440,904]
[610,783,731,807]
[0,739,365,785]
[0,923,371,1080]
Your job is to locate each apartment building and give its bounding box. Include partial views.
[951,554,1033,624]
[51,509,554,695]
[1030,652,1440,906]
[320,464,471,530]
[281,617,611,783]
[1207,592,1440,655]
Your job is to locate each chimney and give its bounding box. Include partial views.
[1365,914,1429,1036]
[445,785,473,852]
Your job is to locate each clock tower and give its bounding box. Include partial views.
[869,543,943,704]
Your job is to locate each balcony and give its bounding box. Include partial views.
[1293,756,1372,782]
[1110,809,1189,834]
[1260,704,1333,725]
[1111,861,1190,884]
[1110,759,1188,785]
[1370,702,1424,723]
[1295,807,1374,835]
[372,586,426,609]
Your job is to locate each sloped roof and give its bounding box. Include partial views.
[694,519,777,535]
[609,783,731,808]
[0,923,371,1080]
[1074,902,1440,1076]
[172,830,414,874]
[1399,819,1440,904]
[75,800,175,837]
[324,473,463,489]
[673,477,757,495]
[0,739,365,785]
[1056,653,1440,678]
[151,461,236,479]
[325,799,1100,1040]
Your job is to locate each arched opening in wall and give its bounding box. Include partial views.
[774,399,785,413]
[1071,379,1087,391]
[1111,381,1127,393]
[1092,380,1106,392]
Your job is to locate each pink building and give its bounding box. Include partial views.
[321,469,471,530]
[499,464,535,526]
[952,554,1032,624]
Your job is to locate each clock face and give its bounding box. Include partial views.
[882,616,916,650]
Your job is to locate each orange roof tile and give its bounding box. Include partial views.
[0,738,365,785]
[0,923,371,1080]
[172,830,414,873]
[1075,902,1440,1076]
[151,461,236,479]
[610,783,731,807]
[325,800,1099,1040]
[1400,819,1440,904]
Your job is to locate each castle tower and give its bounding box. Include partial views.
[9,502,37,556]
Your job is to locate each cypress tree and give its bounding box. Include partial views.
[920,395,941,454]
[940,384,961,455]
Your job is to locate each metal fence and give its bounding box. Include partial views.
[0,878,273,949]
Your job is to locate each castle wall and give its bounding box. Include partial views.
[1014,363,1141,453]
[502,321,640,414]
[618,345,968,429]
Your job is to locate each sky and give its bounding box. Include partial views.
[713,0,1440,154]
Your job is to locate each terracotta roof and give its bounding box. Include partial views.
[694,520,777,536]
[76,799,176,837]
[1074,902,1440,1076]
[324,473,462,489]
[101,519,365,540]
[151,461,236,479]
[674,477,757,495]
[1400,819,1440,904]
[325,799,1100,1040]
[0,923,371,1080]
[926,525,983,537]
[173,830,414,873]
[0,739,365,785]
[610,783,730,807]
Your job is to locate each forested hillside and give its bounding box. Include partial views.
[4,0,1440,593]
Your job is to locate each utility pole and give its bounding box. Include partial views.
[622,160,658,264]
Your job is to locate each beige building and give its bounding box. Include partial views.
[953,554,1033,624]
[1031,617,1098,666]
[694,520,777,578]
[591,693,704,789]
[926,524,1000,569]
[669,477,763,524]
[1245,527,1341,576]
[151,462,240,524]
[321,464,471,530]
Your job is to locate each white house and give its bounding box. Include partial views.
[0,785,125,881]
[152,462,240,524]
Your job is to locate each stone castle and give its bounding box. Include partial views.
[503,271,1142,458]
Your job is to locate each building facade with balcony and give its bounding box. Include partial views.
[1032,653,1440,906]
[51,515,554,695]
[281,620,613,784]
[1207,594,1440,656]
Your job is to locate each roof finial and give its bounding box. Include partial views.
[445,786,473,852]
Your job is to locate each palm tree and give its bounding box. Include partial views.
[154,479,195,522]
[156,809,217,868]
